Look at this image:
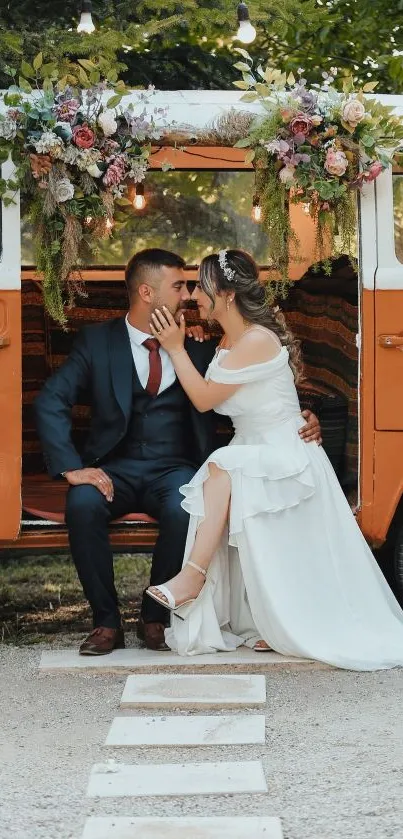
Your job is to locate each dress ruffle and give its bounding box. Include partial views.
[180,418,315,544]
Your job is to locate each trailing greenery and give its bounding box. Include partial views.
[233,58,403,286]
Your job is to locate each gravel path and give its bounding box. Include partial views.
[1,640,403,839]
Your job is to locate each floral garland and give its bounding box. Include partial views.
[0,56,172,325]
[1,52,403,324]
[233,54,403,284]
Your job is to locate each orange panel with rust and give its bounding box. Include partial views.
[375,289,403,430]
[357,289,375,540]
[0,291,22,541]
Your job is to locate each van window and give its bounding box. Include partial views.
[21,170,269,267]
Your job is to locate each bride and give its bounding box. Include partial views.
[146,248,403,670]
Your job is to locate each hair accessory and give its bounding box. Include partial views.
[218,249,236,283]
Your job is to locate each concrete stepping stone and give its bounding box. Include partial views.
[82,815,283,838]
[105,714,266,746]
[120,674,266,709]
[39,647,315,672]
[87,760,267,798]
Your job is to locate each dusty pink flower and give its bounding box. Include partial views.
[56,99,80,123]
[72,123,95,149]
[364,160,384,182]
[324,147,348,177]
[289,112,313,137]
[103,154,127,186]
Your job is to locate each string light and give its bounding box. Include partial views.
[302,202,311,215]
[77,0,95,34]
[236,2,256,44]
[105,217,114,231]
[133,182,146,210]
[252,196,262,222]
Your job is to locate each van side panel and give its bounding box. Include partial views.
[358,289,375,540]
[0,291,21,541]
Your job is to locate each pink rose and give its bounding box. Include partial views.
[289,112,313,137]
[324,147,348,177]
[342,98,365,128]
[72,123,95,149]
[364,160,384,182]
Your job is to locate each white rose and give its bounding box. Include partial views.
[98,110,118,137]
[342,98,365,127]
[279,165,296,184]
[0,116,17,141]
[54,177,75,203]
[87,163,103,178]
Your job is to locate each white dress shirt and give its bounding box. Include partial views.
[125,314,176,394]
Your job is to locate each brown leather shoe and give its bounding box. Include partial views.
[137,617,170,651]
[79,627,125,656]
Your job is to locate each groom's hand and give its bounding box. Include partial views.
[299,410,322,445]
[63,468,114,502]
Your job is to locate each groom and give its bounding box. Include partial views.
[35,248,321,655]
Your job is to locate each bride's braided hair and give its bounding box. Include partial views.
[199,249,304,384]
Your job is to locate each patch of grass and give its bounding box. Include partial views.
[0,553,151,643]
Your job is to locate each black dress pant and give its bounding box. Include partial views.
[65,457,196,628]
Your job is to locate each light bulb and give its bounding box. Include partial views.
[302,202,311,215]
[252,203,262,222]
[236,20,257,43]
[77,1,95,33]
[133,183,146,210]
[105,217,113,231]
[252,196,262,222]
[85,215,93,225]
[236,3,256,44]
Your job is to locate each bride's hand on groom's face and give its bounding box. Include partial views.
[150,306,186,355]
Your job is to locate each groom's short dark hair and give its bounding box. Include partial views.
[125,248,186,297]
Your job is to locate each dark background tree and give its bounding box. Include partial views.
[0,1,402,91]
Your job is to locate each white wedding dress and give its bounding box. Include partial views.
[165,333,403,670]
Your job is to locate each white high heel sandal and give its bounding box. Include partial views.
[146,560,207,613]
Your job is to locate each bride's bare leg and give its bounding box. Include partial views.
[148,463,231,605]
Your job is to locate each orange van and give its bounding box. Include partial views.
[1,91,403,602]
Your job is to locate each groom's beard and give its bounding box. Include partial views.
[153,298,186,324]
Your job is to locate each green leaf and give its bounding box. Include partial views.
[234,62,251,72]
[255,83,270,97]
[42,77,53,93]
[244,148,255,165]
[18,76,32,93]
[78,58,96,71]
[234,137,252,148]
[78,67,90,87]
[0,147,10,164]
[233,80,250,90]
[106,94,122,108]
[363,81,378,92]
[21,60,34,78]
[240,91,258,102]
[233,48,252,61]
[41,63,57,78]
[33,52,43,71]
[107,69,118,83]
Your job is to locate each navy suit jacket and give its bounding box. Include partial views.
[34,316,219,478]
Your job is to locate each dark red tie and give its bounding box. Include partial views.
[143,338,162,396]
